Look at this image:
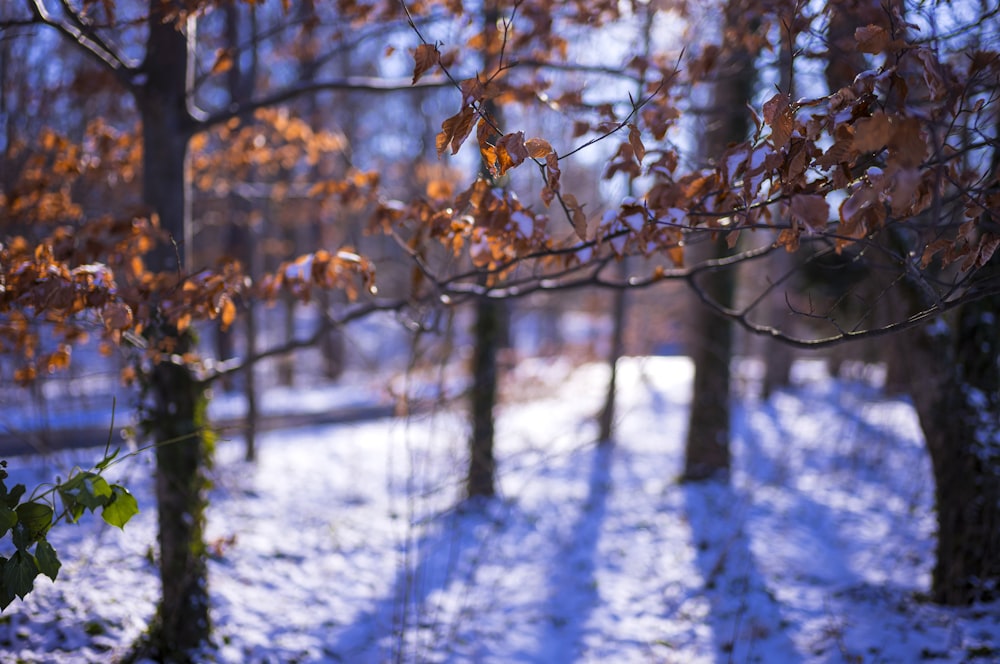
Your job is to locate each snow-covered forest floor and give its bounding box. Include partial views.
[1,356,998,663]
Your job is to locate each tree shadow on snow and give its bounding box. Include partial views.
[534,443,613,661]
[681,409,801,663]
[730,391,936,662]
[325,500,500,662]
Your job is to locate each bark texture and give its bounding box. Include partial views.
[908,297,1000,604]
[135,3,213,657]
[468,295,501,498]
[683,2,757,481]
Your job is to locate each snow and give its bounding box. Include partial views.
[511,211,534,237]
[2,356,998,663]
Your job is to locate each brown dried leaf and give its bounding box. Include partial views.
[495,131,528,176]
[460,77,487,105]
[777,225,800,252]
[436,106,476,157]
[762,93,790,126]
[853,112,890,153]
[412,43,440,85]
[920,238,953,268]
[525,137,553,159]
[667,244,684,267]
[789,194,830,231]
[220,296,236,331]
[855,25,890,54]
[563,193,587,241]
[210,49,234,76]
[888,117,927,168]
[426,179,454,200]
[628,124,645,163]
[763,94,794,149]
[543,152,561,206]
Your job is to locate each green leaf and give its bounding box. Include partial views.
[3,483,25,510]
[95,448,120,472]
[60,472,112,512]
[15,502,53,542]
[81,475,112,509]
[0,557,15,611]
[2,551,39,600]
[67,502,85,524]
[101,486,138,530]
[34,539,60,581]
[11,524,32,551]
[0,506,16,539]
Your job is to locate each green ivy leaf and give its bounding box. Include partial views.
[11,523,32,551]
[60,472,112,512]
[15,502,53,542]
[2,551,39,600]
[34,539,60,582]
[95,448,120,472]
[81,474,112,510]
[101,486,139,530]
[0,557,15,611]
[3,483,25,510]
[0,506,16,539]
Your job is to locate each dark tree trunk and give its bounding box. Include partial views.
[761,12,794,400]
[146,342,213,657]
[467,295,501,498]
[908,297,1000,605]
[683,3,756,481]
[598,265,628,444]
[135,4,212,657]
[465,1,505,500]
[684,237,736,480]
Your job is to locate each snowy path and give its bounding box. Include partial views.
[0,357,997,663]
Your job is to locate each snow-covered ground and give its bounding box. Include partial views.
[1,356,997,663]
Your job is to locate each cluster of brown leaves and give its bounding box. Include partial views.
[2,120,141,229]
[404,10,1000,295]
[638,23,999,267]
[260,249,376,303]
[0,218,155,384]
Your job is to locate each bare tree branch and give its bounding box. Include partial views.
[24,0,134,90]
[194,76,452,129]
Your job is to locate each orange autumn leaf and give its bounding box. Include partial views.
[524,137,553,159]
[436,106,476,157]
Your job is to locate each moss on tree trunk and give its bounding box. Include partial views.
[144,331,213,658]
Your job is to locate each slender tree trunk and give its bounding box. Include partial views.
[598,263,627,444]
[761,6,795,399]
[683,4,757,481]
[135,5,212,657]
[467,294,501,498]
[465,0,507,499]
[684,237,736,480]
[279,276,297,386]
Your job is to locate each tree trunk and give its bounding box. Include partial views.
[467,295,501,498]
[135,4,212,657]
[683,4,757,481]
[908,297,1000,604]
[598,268,628,444]
[761,9,794,400]
[465,1,506,500]
[147,342,213,657]
[684,237,736,480]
